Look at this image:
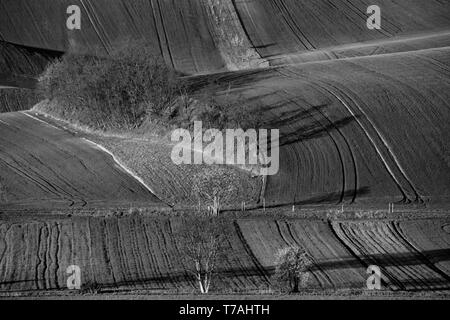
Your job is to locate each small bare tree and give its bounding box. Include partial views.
[174,213,232,294]
[192,168,239,215]
[272,246,314,293]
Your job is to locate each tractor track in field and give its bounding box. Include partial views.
[330,221,406,290]
[285,222,334,289]
[285,67,421,203]
[324,80,423,203]
[332,220,450,290]
[233,221,271,284]
[276,69,358,204]
[280,87,347,204]
[391,221,450,284]
[271,0,315,50]
[0,112,165,210]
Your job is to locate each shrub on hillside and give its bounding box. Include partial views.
[38,42,182,130]
[195,94,262,130]
[38,41,263,132]
[272,246,314,293]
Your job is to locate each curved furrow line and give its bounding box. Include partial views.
[35,224,44,290]
[286,222,334,289]
[44,222,53,289]
[398,220,450,277]
[86,218,96,287]
[114,218,133,288]
[28,154,88,204]
[366,224,426,289]
[307,79,411,202]
[369,223,429,289]
[168,219,193,288]
[0,130,83,203]
[331,221,403,290]
[0,224,9,287]
[280,68,359,203]
[274,88,320,202]
[345,0,398,36]
[148,0,166,64]
[101,219,117,286]
[0,155,68,201]
[278,84,347,204]
[338,221,450,291]
[324,80,423,202]
[130,218,148,288]
[382,222,443,290]
[160,220,184,289]
[272,0,314,50]
[233,221,271,284]
[274,220,295,248]
[152,0,175,69]
[54,222,61,289]
[140,218,160,289]
[79,0,111,53]
[144,221,166,289]
[391,221,450,288]
[283,66,412,201]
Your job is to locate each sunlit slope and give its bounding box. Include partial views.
[234,0,450,61]
[205,47,450,205]
[0,0,257,74]
[2,0,450,75]
[0,112,164,210]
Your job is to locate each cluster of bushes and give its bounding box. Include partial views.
[38,43,181,130]
[38,42,261,132]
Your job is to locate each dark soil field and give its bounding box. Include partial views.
[0,0,449,299]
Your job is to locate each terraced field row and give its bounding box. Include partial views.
[0,217,448,293]
[0,216,268,292]
[333,220,450,290]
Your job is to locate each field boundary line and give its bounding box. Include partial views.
[20,111,63,131]
[81,138,167,206]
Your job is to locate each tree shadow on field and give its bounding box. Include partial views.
[261,186,371,210]
[72,266,272,293]
[307,248,450,291]
[0,278,46,292]
[257,102,361,147]
[183,68,274,92]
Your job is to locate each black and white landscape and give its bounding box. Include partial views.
[0,0,449,300]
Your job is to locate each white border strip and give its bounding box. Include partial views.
[81,138,159,198]
[20,111,62,131]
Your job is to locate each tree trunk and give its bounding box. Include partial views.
[292,277,299,293]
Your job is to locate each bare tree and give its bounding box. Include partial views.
[174,213,232,294]
[192,168,239,215]
[272,246,314,293]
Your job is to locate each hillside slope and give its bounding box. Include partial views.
[199,47,450,205]
[0,112,165,210]
[1,0,450,75]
